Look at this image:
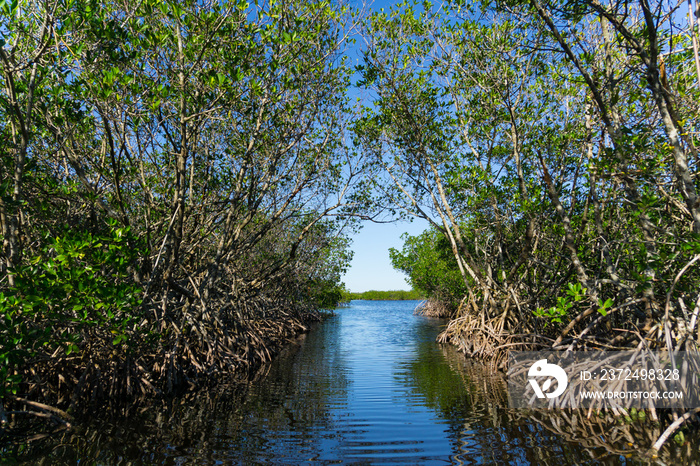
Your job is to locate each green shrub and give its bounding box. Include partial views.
[0,222,143,397]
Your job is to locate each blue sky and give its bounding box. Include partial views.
[341,219,430,292]
[340,0,432,293]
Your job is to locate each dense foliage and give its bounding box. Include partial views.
[390,229,466,310]
[0,0,363,421]
[356,0,700,366]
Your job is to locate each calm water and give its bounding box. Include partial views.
[12,300,686,464]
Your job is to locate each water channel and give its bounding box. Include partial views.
[17,300,687,464]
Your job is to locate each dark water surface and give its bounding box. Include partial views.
[16,300,683,464]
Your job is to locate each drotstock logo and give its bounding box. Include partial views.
[528,359,568,399]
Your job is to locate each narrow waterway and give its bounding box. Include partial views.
[20,300,663,464]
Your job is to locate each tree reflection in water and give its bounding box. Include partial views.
[399,330,700,465]
[5,301,699,464]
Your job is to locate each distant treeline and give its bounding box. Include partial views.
[343,290,424,301]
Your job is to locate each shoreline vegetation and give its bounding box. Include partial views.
[342,290,424,301]
[356,0,700,456]
[2,0,700,460]
[0,0,361,448]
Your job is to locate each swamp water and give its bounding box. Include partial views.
[9,300,696,464]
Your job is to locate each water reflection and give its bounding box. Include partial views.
[397,314,700,465]
[395,318,607,465]
[5,300,699,464]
